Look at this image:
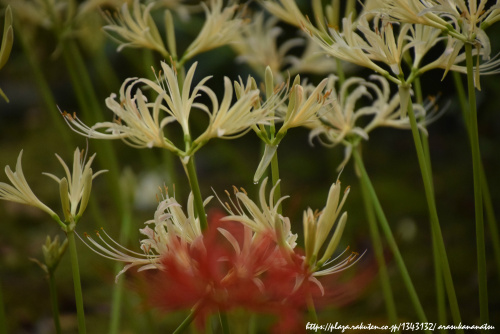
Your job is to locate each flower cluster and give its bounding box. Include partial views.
[82,178,360,328]
[0,148,104,231]
[63,61,274,160]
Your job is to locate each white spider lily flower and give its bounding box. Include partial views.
[407,24,445,69]
[233,13,303,78]
[381,1,500,65]
[0,150,57,218]
[260,0,313,29]
[193,77,268,145]
[80,191,209,281]
[309,75,431,168]
[304,14,400,82]
[355,16,413,75]
[302,180,361,281]
[278,78,331,133]
[378,0,449,31]
[63,61,209,152]
[308,76,376,148]
[182,0,244,61]
[140,61,212,141]
[303,180,350,265]
[43,148,106,222]
[219,178,298,252]
[63,80,179,151]
[285,36,342,76]
[418,0,500,46]
[418,34,500,88]
[103,0,168,56]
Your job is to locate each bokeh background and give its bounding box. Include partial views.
[0,0,499,333]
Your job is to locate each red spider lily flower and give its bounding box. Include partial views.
[146,213,314,332]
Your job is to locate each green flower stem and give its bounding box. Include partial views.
[270,152,281,214]
[481,167,500,282]
[0,279,6,334]
[48,271,62,334]
[431,226,447,334]
[173,309,196,334]
[413,78,445,329]
[453,72,500,285]
[248,314,256,334]
[358,155,398,328]
[464,43,488,325]
[219,310,230,334]
[109,207,133,334]
[401,85,463,332]
[307,296,321,334]
[352,149,429,328]
[66,230,86,334]
[109,275,124,334]
[185,156,208,230]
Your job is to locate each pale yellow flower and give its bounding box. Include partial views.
[232,13,303,77]
[308,75,431,168]
[260,0,312,29]
[220,178,298,252]
[64,62,206,152]
[182,0,243,61]
[303,180,359,279]
[193,76,269,145]
[43,148,106,223]
[304,14,399,81]
[0,151,56,218]
[285,36,342,77]
[80,191,209,280]
[103,0,168,55]
[378,0,449,30]
[278,78,331,132]
[65,61,273,157]
[0,148,104,230]
[380,0,500,88]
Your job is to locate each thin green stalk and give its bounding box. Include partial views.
[248,314,256,334]
[0,279,6,334]
[67,230,86,334]
[413,78,433,185]
[358,162,398,328]
[453,72,500,285]
[481,168,500,283]
[270,152,281,214]
[452,72,469,125]
[109,207,133,334]
[219,310,230,334]
[431,226,447,334]
[173,310,196,334]
[352,149,429,328]
[307,296,321,334]
[464,43,488,325]
[48,271,62,334]
[185,156,208,230]
[109,275,124,334]
[402,86,463,332]
[413,78,445,328]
